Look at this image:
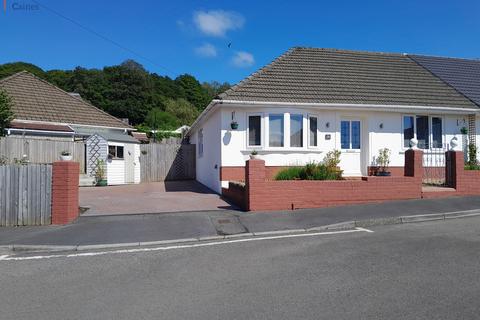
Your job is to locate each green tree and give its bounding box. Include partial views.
[0,89,14,137]
[145,107,178,131]
[0,62,45,79]
[175,74,210,111]
[164,98,199,125]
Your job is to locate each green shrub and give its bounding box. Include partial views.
[468,143,478,166]
[275,167,304,180]
[465,164,480,170]
[274,163,342,181]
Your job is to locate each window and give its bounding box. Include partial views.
[269,114,284,147]
[309,116,318,147]
[198,129,204,157]
[108,145,124,159]
[341,120,361,150]
[403,116,414,148]
[248,115,261,147]
[416,116,429,149]
[290,114,303,147]
[432,117,443,148]
[403,115,443,149]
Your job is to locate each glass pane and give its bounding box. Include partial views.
[309,117,318,147]
[432,117,442,148]
[269,114,284,147]
[416,116,429,149]
[116,146,124,159]
[351,121,361,149]
[108,145,116,158]
[290,114,303,147]
[341,121,350,149]
[403,116,414,148]
[248,116,261,146]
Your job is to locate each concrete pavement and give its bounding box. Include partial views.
[2,196,480,249]
[1,217,480,319]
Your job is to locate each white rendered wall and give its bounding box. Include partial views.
[190,109,222,193]
[220,105,469,177]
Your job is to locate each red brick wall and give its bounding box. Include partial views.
[221,166,286,181]
[222,182,246,210]
[244,150,424,211]
[446,151,480,195]
[51,161,80,225]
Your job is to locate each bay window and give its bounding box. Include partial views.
[269,114,284,147]
[403,115,443,149]
[290,114,303,147]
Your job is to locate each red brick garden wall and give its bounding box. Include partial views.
[446,151,480,195]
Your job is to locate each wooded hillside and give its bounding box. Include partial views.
[0,60,230,131]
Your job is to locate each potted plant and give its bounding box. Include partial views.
[376,148,391,176]
[95,159,107,186]
[230,121,239,130]
[249,150,259,159]
[60,150,73,161]
[460,127,468,135]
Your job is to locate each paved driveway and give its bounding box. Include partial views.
[80,181,233,216]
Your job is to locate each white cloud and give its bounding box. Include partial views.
[232,51,255,67]
[195,43,217,58]
[193,10,244,37]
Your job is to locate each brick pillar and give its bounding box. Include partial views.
[404,149,423,179]
[445,151,464,190]
[51,161,80,225]
[245,159,266,211]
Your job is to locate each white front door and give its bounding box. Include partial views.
[339,120,362,176]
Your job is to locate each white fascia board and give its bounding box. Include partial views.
[12,119,134,131]
[218,100,480,115]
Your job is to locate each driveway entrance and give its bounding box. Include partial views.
[80,181,233,216]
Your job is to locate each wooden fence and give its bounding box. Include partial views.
[0,164,52,226]
[139,143,195,182]
[0,137,85,173]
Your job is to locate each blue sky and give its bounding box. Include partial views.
[1,0,480,84]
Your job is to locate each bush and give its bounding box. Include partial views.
[468,143,477,167]
[275,163,342,181]
[465,164,480,170]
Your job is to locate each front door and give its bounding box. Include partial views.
[339,119,362,176]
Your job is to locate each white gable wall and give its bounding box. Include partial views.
[190,109,222,193]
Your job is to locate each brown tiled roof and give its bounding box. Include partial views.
[219,47,478,109]
[9,120,74,132]
[0,71,133,129]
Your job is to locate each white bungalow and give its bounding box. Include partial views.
[188,48,480,193]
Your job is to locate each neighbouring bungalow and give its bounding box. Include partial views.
[187,47,480,193]
[0,71,141,185]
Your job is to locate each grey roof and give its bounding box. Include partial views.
[0,71,133,129]
[409,54,480,106]
[219,47,477,109]
[73,126,139,144]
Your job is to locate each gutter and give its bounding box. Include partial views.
[218,100,480,114]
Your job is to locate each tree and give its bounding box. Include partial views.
[164,98,199,125]
[175,74,210,111]
[0,89,14,137]
[145,107,178,131]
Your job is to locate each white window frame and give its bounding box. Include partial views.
[401,114,444,150]
[308,114,319,148]
[246,113,264,149]
[198,128,204,158]
[340,119,361,151]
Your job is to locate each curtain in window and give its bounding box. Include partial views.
[309,117,318,147]
[269,115,284,147]
[403,116,414,148]
[290,114,303,147]
[248,116,261,146]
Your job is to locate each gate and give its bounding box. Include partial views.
[422,145,448,186]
